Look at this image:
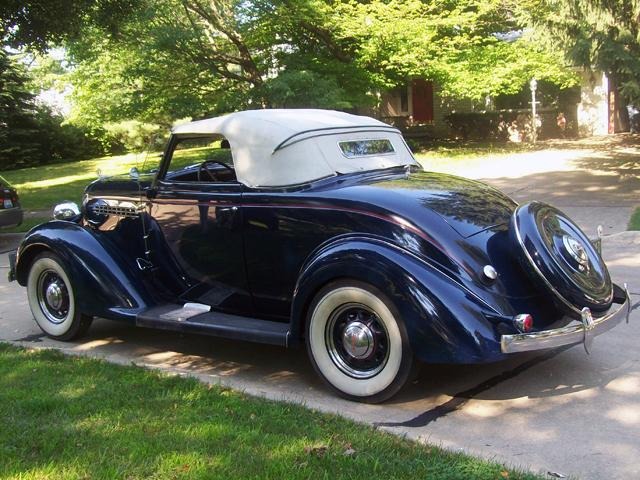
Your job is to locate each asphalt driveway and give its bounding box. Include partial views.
[423,135,640,236]
[1,138,638,479]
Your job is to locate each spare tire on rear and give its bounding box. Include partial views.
[510,201,613,317]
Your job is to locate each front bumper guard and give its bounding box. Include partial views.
[501,283,631,354]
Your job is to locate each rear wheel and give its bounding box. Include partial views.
[305,280,414,403]
[26,252,91,341]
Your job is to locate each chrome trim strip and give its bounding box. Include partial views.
[501,285,631,354]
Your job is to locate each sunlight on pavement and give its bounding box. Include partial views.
[606,405,640,426]
[605,375,640,394]
[73,338,124,350]
[144,350,186,363]
[424,149,584,179]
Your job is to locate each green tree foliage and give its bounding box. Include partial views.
[0,0,143,51]
[0,50,104,169]
[3,0,582,149]
[58,0,577,129]
[326,0,576,98]
[0,49,41,166]
[64,0,376,127]
[522,0,640,130]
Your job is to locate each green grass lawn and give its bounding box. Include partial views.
[413,140,537,160]
[629,207,640,230]
[0,344,539,480]
[0,140,548,214]
[0,216,48,234]
[0,147,235,212]
[413,141,538,174]
[1,152,147,211]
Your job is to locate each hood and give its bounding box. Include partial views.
[333,171,517,238]
[85,173,154,198]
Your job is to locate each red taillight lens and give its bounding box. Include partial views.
[513,314,534,332]
[1,188,17,209]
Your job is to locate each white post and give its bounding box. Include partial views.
[530,78,538,144]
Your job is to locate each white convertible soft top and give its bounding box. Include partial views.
[171,109,417,187]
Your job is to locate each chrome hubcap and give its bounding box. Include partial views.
[37,270,70,324]
[326,304,389,379]
[342,321,375,359]
[45,282,64,311]
[562,234,589,271]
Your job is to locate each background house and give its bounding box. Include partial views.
[366,73,616,140]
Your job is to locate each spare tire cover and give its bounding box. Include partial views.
[510,201,613,316]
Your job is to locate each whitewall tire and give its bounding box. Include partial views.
[305,280,414,403]
[26,252,91,341]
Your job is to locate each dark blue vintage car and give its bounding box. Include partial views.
[9,109,631,402]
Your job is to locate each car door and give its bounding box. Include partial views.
[149,135,252,315]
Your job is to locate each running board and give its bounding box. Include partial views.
[136,304,290,347]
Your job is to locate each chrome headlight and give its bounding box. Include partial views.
[52,202,80,221]
[84,198,109,226]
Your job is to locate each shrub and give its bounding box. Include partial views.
[445,109,575,142]
[444,112,511,141]
[0,105,108,170]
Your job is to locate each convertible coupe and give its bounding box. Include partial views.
[9,109,631,402]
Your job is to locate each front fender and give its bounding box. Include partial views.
[15,220,154,321]
[291,235,509,363]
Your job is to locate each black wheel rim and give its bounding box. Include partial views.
[325,303,390,379]
[37,269,70,324]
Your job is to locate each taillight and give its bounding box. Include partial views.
[513,314,534,332]
[1,188,16,209]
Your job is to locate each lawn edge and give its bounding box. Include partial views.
[1,338,543,479]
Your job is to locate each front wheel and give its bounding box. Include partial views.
[26,252,92,341]
[305,280,414,403]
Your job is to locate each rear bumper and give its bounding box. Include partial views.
[501,283,631,354]
[0,207,23,228]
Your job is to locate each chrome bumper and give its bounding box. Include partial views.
[501,284,631,354]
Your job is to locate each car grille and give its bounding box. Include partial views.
[92,204,141,218]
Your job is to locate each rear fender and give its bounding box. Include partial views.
[15,221,154,321]
[290,235,506,363]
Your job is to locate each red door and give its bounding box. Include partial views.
[412,79,434,123]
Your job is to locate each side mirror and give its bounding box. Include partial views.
[53,202,81,221]
[130,167,140,180]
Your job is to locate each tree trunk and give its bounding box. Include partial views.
[608,73,630,133]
